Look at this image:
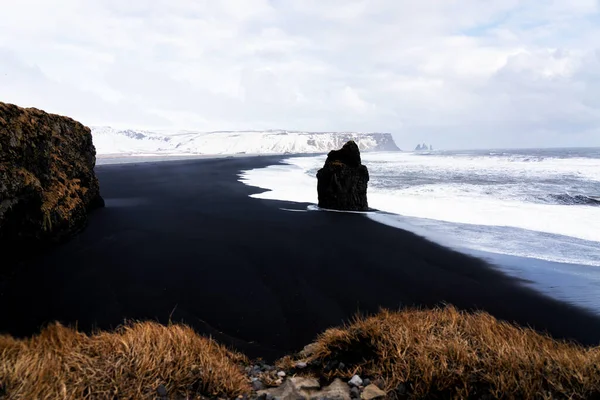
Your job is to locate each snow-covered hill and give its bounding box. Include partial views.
[91,127,400,156]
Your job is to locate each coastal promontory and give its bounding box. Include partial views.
[0,102,104,272]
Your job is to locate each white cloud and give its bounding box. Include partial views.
[1,0,599,148]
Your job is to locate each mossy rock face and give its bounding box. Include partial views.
[316,141,369,211]
[0,102,104,272]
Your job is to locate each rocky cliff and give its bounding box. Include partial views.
[316,141,369,211]
[92,127,400,155]
[0,102,104,271]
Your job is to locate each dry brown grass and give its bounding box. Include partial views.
[300,306,600,399]
[0,321,250,400]
[2,307,600,399]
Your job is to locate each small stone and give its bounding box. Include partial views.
[156,384,167,397]
[295,361,308,369]
[348,375,363,387]
[338,362,346,370]
[361,384,386,400]
[373,379,385,390]
[396,383,406,395]
[252,380,265,391]
[277,371,286,378]
[290,376,320,391]
[301,343,319,357]
[261,363,274,371]
[324,360,339,372]
[317,378,351,400]
[362,379,371,387]
[258,380,303,400]
[350,387,360,398]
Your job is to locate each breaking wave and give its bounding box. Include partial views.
[546,194,600,206]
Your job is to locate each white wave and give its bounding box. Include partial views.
[363,152,600,243]
[369,188,600,243]
[368,213,600,267]
[239,156,324,204]
[239,152,600,266]
[365,151,600,188]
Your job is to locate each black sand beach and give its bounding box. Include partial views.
[2,156,600,360]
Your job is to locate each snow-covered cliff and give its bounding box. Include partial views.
[91,127,400,155]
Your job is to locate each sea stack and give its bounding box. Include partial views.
[0,102,104,271]
[316,140,369,211]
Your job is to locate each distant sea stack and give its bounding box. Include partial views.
[415,143,433,151]
[0,102,104,271]
[316,141,369,211]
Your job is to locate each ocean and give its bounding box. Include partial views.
[240,147,600,314]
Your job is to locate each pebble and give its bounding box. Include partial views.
[396,383,406,395]
[301,343,319,356]
[362,384,386,400]
[324,360,339,372]
[338,362,346,370]
[289,376,320,391]
[252,380,265,391]
[277,371,286,378]
[362,379,371,387]
[318,378,352,400]
[350,386,361,398]
[295,361,308,369]
[156,384,167,397]
[348,375,363,387]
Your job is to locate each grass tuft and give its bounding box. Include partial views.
[300,306,600,399]
[0,321,250,400]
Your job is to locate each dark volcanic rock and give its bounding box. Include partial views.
[0,102,104,272]
[156,384,168,397]
[316,141,369,211]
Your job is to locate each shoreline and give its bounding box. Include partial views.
[2,155,600,361]
[95,152,326,166]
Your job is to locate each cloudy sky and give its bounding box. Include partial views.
[1,0,600,149]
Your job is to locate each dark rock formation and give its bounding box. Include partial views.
[0,102,104,272]
[316,141,369,211]
[415,143,433,151]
